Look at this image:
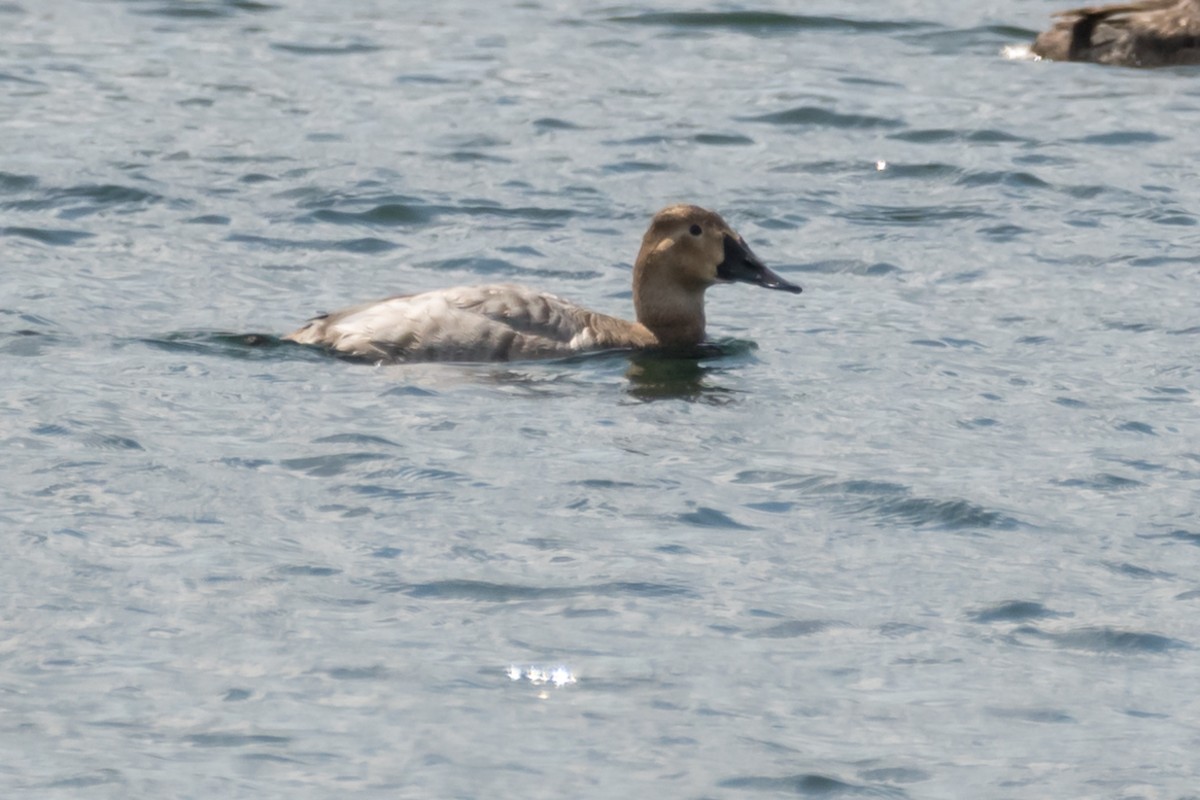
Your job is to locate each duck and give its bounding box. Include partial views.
[1030,0,1200,66]
[283,204,802,363]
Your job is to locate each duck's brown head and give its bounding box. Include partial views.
[632,204,801,345]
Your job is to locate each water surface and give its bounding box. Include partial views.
[3,1,1199,797]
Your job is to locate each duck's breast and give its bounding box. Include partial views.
[286,284,618,363]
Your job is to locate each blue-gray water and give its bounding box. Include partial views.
[3,1,1199,797]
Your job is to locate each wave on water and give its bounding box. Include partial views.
[0,310,68,356]
[226,233,399,253]
[719,772,910,798]
[130,1,280,20]
[606,11,929,35]
[1,226,94,246]
[134,331,315,361]
[287,192,576,233]
[279,452,391,478]
[733,470,1021,532]
[270,41,382,56]
[968,600,1063,624]
[28,420,145,453]
[136,325,757,387]
[985,706,1075,724]
[0,180,164,218]
[743,106,904,130]
[305,203,435,227]
[900,24,1037,54]
[386,578,694,602]
[1012,625,1189,654]
[888,128,1029,144]
[837,203,992,227]
[416,256,601,281]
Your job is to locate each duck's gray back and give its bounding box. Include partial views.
[285,284,613,363]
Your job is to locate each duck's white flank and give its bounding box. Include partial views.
[284,204,802,364]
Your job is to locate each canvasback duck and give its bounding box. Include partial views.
[1031,0,1200,66]
[283,204,801,363]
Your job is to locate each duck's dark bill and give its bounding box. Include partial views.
[718,235,803,294]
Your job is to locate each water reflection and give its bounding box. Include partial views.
[134,331,309,361]
[140,331,760,406]
[624,342,751,404]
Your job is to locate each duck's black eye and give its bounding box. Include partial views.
[689,224,702,236]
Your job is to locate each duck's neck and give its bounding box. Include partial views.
[633,274,708,347]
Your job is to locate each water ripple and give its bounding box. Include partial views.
[747,619,835,639]
[719,772,908,797]
[417,256,598,281]
[871,162,960,180]
[968,600,1063,624]
[602,160,672,174]
[1138,529,1200,548]
[344,484,445,502]
[291,193,573,229]
[956,170,1051,190]
[226,233,398,253]
[733,471,1020,531]
[803,259,900,277]
[607,11,928,35]
[307,203,435,227]
[43,769,124,789]
[744,106,903,130]
[1,182,163,216]
[1071,131,1170,146]
[133,1,278,18]
[0,171,37,192]
[186,732,291,748]
[313,433,399,448]
[453,203,575,222]
[277,564,341,577]
[838,204,991,226]
[533,117,580,132]
[1053,474,1144,492]
[694,133,755,146]
[279,452,391,477]
[81,433,144,452]
[986,706,1076,724]
[323,665,386,680]
[135,331,303,361]
[888,128,1028,144]
[677,506,755,530]
[271,41,382,56]
[395,579,692,601]
[867,495,1016,531]
[1,227,94,246]
[1,328,64,357]
[900,24,1035,53]
[1014,625,1188,653]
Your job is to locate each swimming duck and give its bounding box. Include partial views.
[1031,0,1200,66]
[283,204,801,363]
